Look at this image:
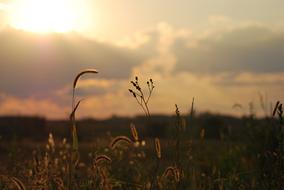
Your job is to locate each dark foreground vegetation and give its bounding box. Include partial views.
[0,72,283,189]
[0,107,283,190]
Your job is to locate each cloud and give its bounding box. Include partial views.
[0,2,9,30]
[0,95,69,119]
[0,22,284,118]
[0,28,145,98]
[173,25,284,74]
[214,72,284,87]
[57,78,126,97]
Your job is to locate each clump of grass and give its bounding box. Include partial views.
[128,76,164,189]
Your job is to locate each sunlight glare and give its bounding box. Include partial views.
[8,0,88,33]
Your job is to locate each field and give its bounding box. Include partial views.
[0,72,283,190]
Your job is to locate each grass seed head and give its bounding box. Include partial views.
[110,136,133,149]
[162,167,175,178]
[200,128,205,140]
[174,168,181,182]
[73,69,98,89]
[155,138,161,159]
[95,155,112,166]
[10,177,26,190]
[130,123,139,142]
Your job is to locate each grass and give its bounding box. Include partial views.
[0,70,283,189]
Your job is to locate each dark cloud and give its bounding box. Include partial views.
[173,26,284,74]
[0,29,144,97]
[1,25,284,101]
[212,73,284,87]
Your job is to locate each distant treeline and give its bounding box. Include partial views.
[0,113,270,141]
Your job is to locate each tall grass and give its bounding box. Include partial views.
[0,71,283,189]
[69,69,98,189]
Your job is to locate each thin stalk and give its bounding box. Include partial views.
[150,157,160,190]
[68,69,98,190]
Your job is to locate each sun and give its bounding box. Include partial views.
[8,0,83,33]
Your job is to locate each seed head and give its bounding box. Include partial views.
[130,123,139,142]
[155,138,161,159]
[110,136,133,149]
[200,128,205,140]
[95,155,112,166]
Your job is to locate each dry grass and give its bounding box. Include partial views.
[0,71,283,190]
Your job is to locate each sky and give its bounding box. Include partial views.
[0,0,283,119]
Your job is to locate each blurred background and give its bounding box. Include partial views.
[0,0,283,119]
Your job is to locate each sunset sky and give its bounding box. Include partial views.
[0,0,283,119]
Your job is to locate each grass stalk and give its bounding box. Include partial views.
[68,69,98,190]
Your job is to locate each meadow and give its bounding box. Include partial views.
[0,70,283,190]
